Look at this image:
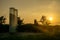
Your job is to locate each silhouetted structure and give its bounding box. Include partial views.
[9,7,18,33]
[34,19,38,26]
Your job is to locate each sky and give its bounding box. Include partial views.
[0,0,60,25]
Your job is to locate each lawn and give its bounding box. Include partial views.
[0,32,60,40]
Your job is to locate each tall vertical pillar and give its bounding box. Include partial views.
[9,7,18,33]
[14,9,18,28]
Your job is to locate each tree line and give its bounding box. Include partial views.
[0,16,51,33]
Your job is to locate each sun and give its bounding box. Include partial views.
[49,17,53,21]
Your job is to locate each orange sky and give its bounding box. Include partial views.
[0,0,60,25]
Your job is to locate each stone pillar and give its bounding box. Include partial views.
[9,7,18,33]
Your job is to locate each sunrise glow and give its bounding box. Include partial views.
[49,17,53,21]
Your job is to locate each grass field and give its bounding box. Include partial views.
[0,24,60,40]
[0,32,60,40]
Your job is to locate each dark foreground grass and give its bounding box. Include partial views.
[0,33,60,40]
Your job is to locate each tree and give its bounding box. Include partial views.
[17,17,24,25]
[40,16,50,25]
[0,16,6,24]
